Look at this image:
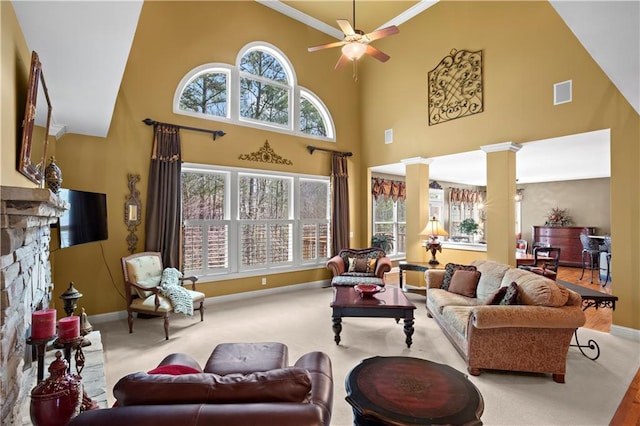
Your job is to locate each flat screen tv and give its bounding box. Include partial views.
[57,189,108,248]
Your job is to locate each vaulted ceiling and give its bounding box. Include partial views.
[11,1,638,184]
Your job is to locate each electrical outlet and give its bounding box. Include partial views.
[261,277,267,285]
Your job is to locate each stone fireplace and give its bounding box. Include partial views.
[1,186,67,425]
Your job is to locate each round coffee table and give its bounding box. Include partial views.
[345,356,484,425]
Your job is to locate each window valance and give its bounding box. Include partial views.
[371,178,406,201]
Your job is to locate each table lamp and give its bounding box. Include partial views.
[419,217,449,265]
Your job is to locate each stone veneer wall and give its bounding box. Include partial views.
[1,186,66,425]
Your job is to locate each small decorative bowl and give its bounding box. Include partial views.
[354,284,383,297]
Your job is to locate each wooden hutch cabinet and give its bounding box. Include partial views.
[532,226,596,267]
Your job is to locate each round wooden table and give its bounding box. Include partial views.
[345,356,484,425]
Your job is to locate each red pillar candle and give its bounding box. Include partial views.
[31,309,57,340]
[58,316,80,340]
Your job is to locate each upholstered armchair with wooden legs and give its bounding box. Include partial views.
[121,252,205,340]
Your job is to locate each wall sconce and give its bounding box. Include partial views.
[419,216,449,265]
[125,174,142,253]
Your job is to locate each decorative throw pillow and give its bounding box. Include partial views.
[442,263,478,291]
[499,282,520,305]
[147,364,201,375]
[484,286,508,305]
[368,258,377,273]
[348,257,370,273]
[447,269,482,298]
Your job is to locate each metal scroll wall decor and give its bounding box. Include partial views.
[427,48,484,126]
[239,140,293,165]
[124,174,142,254]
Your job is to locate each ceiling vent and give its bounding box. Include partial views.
[554,80,572,105]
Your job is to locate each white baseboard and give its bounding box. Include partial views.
[87,280,330,325]
[610,324,640,341]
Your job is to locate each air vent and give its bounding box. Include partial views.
[385,129,393,144]
[554,80,572,105]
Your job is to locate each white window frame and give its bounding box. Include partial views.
[372,197,406,258]
[173,42,335,141]
[182,163,330,282]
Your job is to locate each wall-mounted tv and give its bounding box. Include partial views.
[57,189,108,248]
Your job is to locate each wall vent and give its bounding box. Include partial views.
[384,129,393,144]
[554,80,572,105]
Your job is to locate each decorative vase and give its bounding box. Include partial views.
[30,351,82,426]
[44,156,62,194]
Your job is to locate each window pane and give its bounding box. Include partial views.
[241,224,267,266]
[183,225,203,271]
[397,223,406,253]
[300,180,328,219]
[179,72,227,117]
[300,97,327,136]
[182,172,226,220]
[302,223,329,261]
[374,197,394,222]
[239,175,290,220]
[240,78,289,125]
[270,224,292,264]
[207,225,228,269]
[397,199,406,222]
[374,223,394,236]
[240,51,287,83]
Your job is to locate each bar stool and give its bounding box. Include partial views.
[599,235,611,286]
[579,232,600,284]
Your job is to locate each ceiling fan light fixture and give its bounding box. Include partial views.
[341,42,367,61]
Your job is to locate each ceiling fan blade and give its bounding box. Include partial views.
[308,40,346,52]
[335,54,352,70]
[365,45,390,63]
[337,19,355,36]
[364,25,399,42]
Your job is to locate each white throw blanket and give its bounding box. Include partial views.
[159,268,193,316]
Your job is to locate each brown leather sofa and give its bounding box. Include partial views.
[68,342,333,426]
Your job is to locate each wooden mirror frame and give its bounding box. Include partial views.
[18,51,52,185]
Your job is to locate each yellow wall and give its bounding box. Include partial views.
[51,1,361,316]
[5,2,638,330]
[1,2,38,187]
[360,1,639,329]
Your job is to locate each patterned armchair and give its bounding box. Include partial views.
[326,247,392,286]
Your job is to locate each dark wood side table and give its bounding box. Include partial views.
[345,356,484,426]
[558,280,618,360]
[398,261,431,294]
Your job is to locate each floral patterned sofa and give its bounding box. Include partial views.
[425,259,586,383]
[326,247,392,287]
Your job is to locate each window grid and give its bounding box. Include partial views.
[182,166,329,279]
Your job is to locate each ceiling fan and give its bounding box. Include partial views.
[307,0,399,70]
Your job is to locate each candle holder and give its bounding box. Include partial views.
[27,335,57,383]
[60,282,83,317]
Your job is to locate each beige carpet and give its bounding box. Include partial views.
[96,284,639,426]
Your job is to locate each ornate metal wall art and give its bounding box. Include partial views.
[428,49,483,126]
[239,140,293,165]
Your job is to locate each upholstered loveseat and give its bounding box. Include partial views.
[68,342,333,426]
[425,260,586,383]
[326,247,392,287]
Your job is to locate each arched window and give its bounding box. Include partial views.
[174,43,334,141]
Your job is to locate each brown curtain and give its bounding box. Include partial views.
[331,153,350,256]
[145,124,182,268]
[371,178,406,201]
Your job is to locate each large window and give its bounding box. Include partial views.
[174,43,335,141]
[373,196,406,257]
[182,164,330,279]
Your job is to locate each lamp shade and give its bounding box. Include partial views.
[419,216,449,238]
[342,42,367,60]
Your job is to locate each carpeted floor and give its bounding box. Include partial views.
[96,283,640,426]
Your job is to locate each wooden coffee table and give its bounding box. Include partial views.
[330,286,416,348]
[345,356,484,425]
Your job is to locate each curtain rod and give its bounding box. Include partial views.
[142,118,226,141]
[307,145,353,157]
